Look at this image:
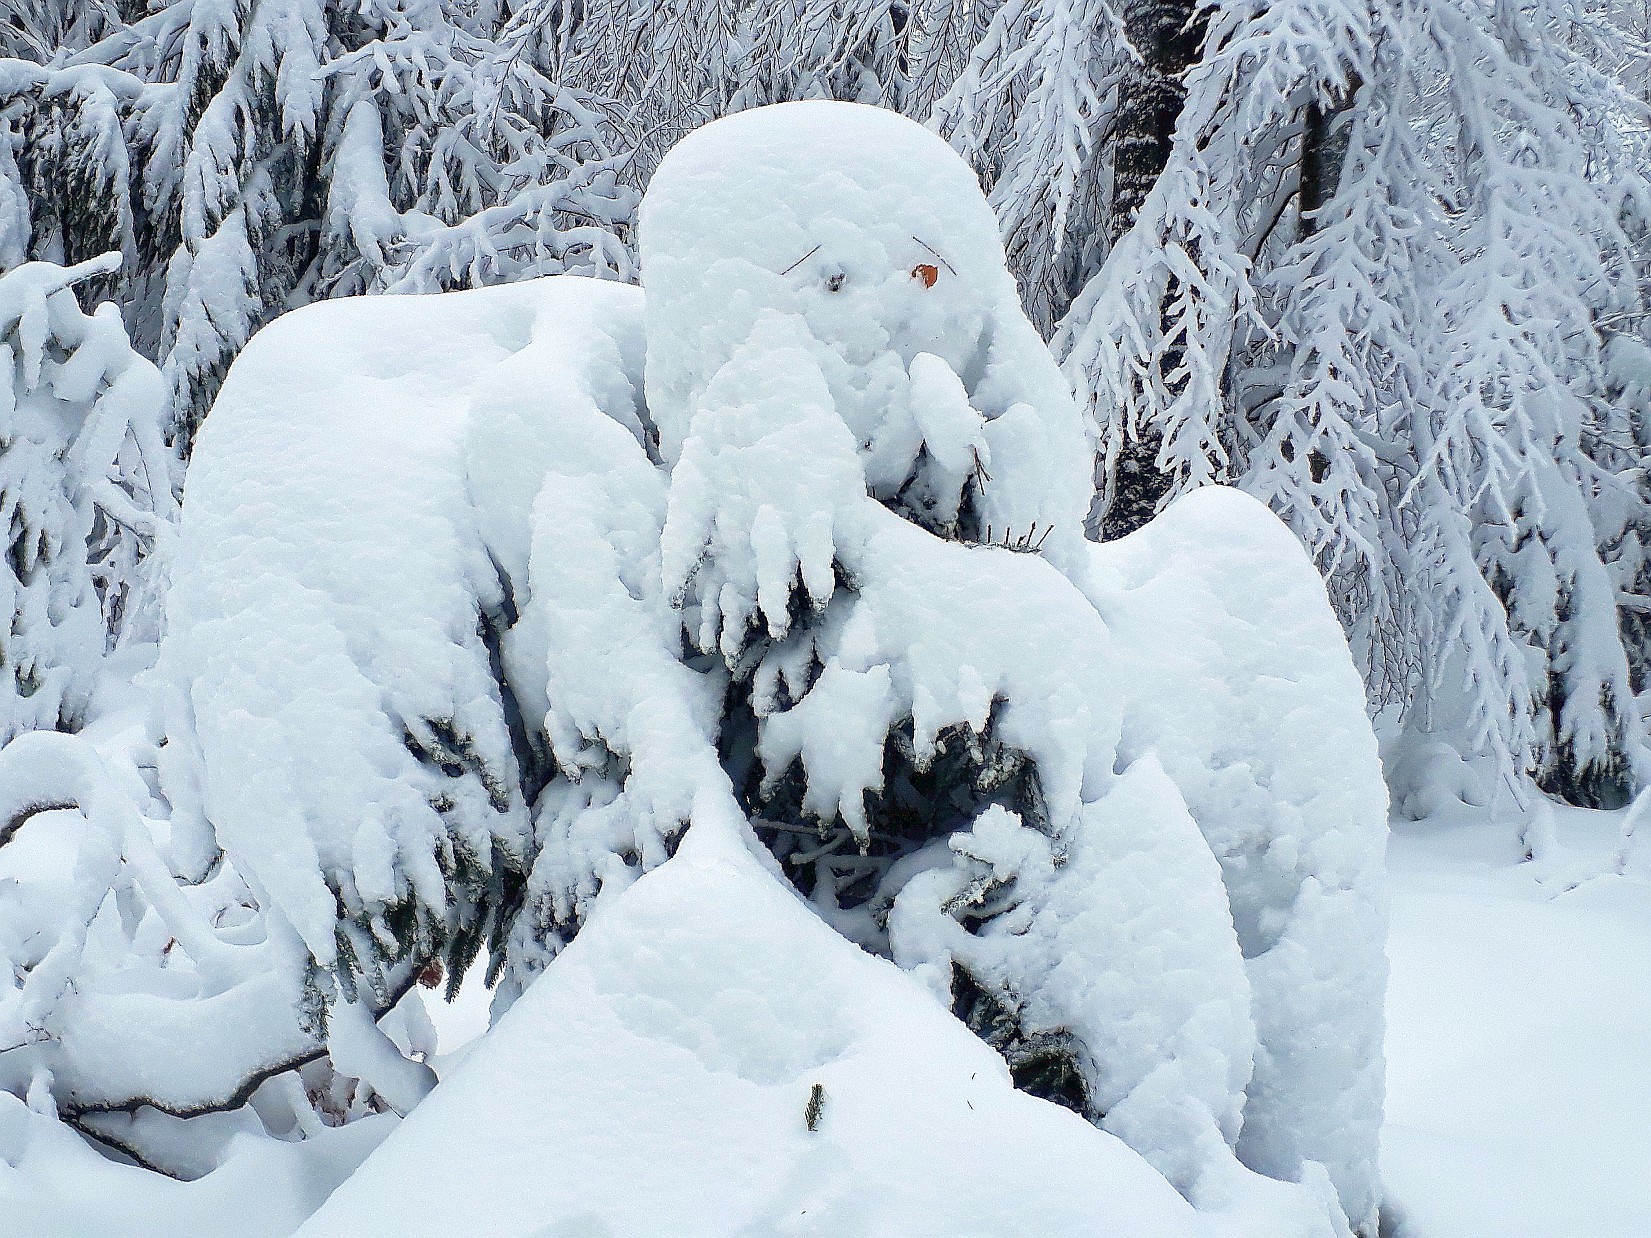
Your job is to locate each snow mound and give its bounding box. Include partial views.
[891,756,1255,1190]
[125,101,1385,1234]
[0,1091,393,1238]
[296,817,1207,1238]
[1084,487,1389,1231]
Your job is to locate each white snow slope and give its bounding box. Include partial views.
[4,799,1641,1235]
[297,817,1211,1238]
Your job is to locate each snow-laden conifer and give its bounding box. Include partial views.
[0,255,174,742]
[0,103,1382,1232]
[0,0,640,448]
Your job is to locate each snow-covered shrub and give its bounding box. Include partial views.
[482,103,1378,1228]
[2,102,1387,1233]
[0,255,175,743]
[155,283,540,1003]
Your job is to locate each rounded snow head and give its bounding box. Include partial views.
[640,101,1027,462]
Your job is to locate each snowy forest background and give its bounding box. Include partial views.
[3,0,1650,810]
[0,0,1649,1235]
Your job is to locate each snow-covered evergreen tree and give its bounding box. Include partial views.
[0,0,639,448]
[0,102,1390,1230]
[1035,0,1651,805]
[0,255,174,743]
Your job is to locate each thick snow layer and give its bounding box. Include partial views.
[641,101,1093,563]
[0,1091,393,1238]
[105,101,1387,1233]
[0,728,321,1118]
[890,759,1255,1190]
[1084,487,1389,1232]
[299,818,1224,1238]
[780,504,1127,841]
[632,106,1307,1210]
[4,798,1637,1236]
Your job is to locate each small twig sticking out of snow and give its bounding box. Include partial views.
[779,244,821,276]
[971,447,991,487]
[0,1022,53,1055]
[805,1082,825,1132]
[971,524,1054,554]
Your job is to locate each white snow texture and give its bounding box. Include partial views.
[151,102,1386,1234]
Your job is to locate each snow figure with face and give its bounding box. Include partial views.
[642,101,1093,593]
[143,101,1386,1234]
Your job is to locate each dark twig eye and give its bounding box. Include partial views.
[780,244,821,276]
[911,235,958,276]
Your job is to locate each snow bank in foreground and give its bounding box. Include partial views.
[0,1094,393,1238]
[299,817,1339,1238]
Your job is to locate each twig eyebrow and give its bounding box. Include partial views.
[779,244,821,276]
[911,235,958,276]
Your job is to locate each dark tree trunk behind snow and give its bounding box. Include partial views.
[1101,0,1206,540]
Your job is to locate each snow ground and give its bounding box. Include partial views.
[1381,802,1651,1238]
[2,798,1643,1234]
[395,798,1651,1238]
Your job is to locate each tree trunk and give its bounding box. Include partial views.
[1101,0,1206,540]
[1299,76,1361,238]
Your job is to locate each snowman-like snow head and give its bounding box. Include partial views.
[642,102,1091,632]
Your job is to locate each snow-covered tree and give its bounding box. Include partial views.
[0,255,174,743]
[1601,334,1651,746]
[0,0,639,449]
[1033,0,1651,805]
[0,103,1390,1233]
[135,101,1384,1229]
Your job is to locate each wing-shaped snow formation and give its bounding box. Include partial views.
[157,279,645,993]
[1085,486,1389,1232]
